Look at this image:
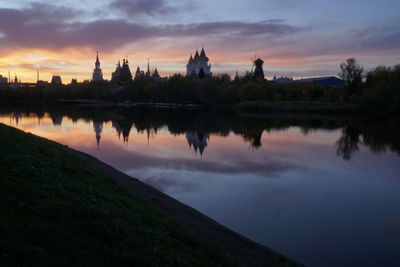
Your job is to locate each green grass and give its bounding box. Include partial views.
[0,123,235,266]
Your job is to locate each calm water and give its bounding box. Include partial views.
[1,105,400,267]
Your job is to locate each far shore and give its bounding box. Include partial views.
[1,98,366,114]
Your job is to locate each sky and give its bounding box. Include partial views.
[0,0,399,82]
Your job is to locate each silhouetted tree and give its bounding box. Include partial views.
[339,58,364,100]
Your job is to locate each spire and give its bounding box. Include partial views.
[96,51,100,64]
[194,50,199,59]
[146,58,150,76]
[200,46,206,58]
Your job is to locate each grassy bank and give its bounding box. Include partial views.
[0,123,299,266]
[0,123,236,266]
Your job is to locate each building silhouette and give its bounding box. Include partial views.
[120,58,132,83]
[111,60,122,82]
[253,58,265,81]
[51,75,62,85]
[186,47,212,77]
[93,121,103,149]
[92,52,103,82]
[0,75,7,84]
[186,132,209,156]
[11,74,20,89]
[112,120,133,143]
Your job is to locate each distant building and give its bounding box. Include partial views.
[296,76,345,87]
[120,59,132,83]
[92,52,103,82]
[135,66,144,80]
[153,68,160,80]
[145,59,151,77]
[186,47,212,77]
[11,75,20,89]
[273,76,293,83]
[133,60,162,81]
[70,78,78,85]
[51,75,62,85]
[37,80,49,86]
[111,60,122,82]
[253,58,265,81]
[0,75,8,84]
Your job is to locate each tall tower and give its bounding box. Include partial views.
[253,58,265,81]
[92,51,103,82]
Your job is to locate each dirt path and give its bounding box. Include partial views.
[69,148,303,266]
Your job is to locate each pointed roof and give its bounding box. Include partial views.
[194,50,199,59]
[95,51,100,64]
[200,47,206,58]
[153,68,160,78]
[136,66,141,73]
[146,59,151,76]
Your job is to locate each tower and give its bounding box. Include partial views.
[146,59,151,77]
[120,58,132,82]
[253,58,265,81]
[92,51,103,82]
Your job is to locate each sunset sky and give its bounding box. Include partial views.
[0,0,399,82]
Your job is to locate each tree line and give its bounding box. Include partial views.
[0,58,399,113]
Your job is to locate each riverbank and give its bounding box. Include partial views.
[0,123,301,266]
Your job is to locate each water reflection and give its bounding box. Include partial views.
[1,106,400,267]
[1,105,399,160]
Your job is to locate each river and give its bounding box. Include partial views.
[1,105,399,267]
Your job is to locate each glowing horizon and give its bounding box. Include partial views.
[0,0,399,83]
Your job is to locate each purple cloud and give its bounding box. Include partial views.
[109,0,174,16]
[0,3,303,52]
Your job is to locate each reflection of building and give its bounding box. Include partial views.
[92,52,103,82]
[186,132,209,156]
[112,120,133,143]
[50,115,63,126]
[11,112,22,125]
[93,121,103,149]
[186,47,212,77]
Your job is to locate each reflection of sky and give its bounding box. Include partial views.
[1,114,400,267]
